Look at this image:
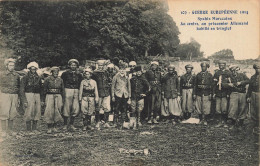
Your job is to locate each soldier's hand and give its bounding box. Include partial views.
[212,94,216,100]
[41,102,45,107]
[127,99,131,105]
[209,94,212,101]
[24,102,28,108]
[193,95,197,100]
[236,82,241,86]
[228,83,234,87]
[95,98,99,103]
[112,97,115,102]
[140,94,146,97]
[165,106,168,111]
[247,97,251,103]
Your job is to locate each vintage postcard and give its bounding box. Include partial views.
[0,0,259,165]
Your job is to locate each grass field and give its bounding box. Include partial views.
[0,114,258,166]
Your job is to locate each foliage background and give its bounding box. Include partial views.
[0,0,184,69]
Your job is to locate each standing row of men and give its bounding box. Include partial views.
[0,58,259,135]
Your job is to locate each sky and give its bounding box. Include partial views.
[167,0,259,60]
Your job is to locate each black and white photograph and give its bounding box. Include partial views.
[0,0,259,165]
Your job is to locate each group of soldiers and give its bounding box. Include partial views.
[0,57,259,136]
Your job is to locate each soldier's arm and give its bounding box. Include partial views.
[60,72,66,84]
[192,75,197,98]
[61,79,65,103]
[240,73,250,86]
[209,74,214,95]
[79,80,84,102]
[246,77,253,98]
[43,77,49,102]
[128,77,131,98]
[94,80,99,101]
[177,76,181,96]
[180,76,183,95]
[143,77,151,95]
[111,74,117,99]
[39,75,44,102]
[20,75,28,104]
[79,73,84,88]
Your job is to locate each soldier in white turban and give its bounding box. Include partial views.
[20,62,44,132]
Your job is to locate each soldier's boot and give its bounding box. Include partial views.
[95,113,101,130]
[70,117,76,131]
[198,114,203,124]
[8,120,13,131]
[187,112,191,120]
[112,113,118,128]
[222,114,228,128]
[87,115,94,130]
[100,114,105,123]
[52,123,58,133]
[202,115,207,126]
[32,120,38,131]
[103,112,111,128]
[63,117,68,131]
[1,120,7,137]
[47,124,52,134]
[147,113,153,124]
[121,111,126,128]
[215,115,223,128]
[237,119,245,130]
[82,117,87,131]
[26,121,32,131]
[229,119,237,130]
[137,112,142,127]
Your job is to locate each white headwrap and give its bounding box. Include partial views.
[27,61,39,69]
[150,61,159,66]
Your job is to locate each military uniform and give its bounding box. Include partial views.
[162,71,182,123]
[247,65,260,122]
[226,68,249,126]
[145,69,162,123]
[43,75,64,125]
[61,69,83,127]
[0,59,20,132]
[180,71,196,118]
[93,69,111,124]
[213,69,232,115]
[130,67,150,126]
[20,67,43,131]
[194,70,213,122]
[79,76,98,130]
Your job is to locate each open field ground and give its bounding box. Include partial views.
[0,114,258,166]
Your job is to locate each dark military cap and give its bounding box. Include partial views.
[134,66,142,72]
[253,64,260,69]
[185,64,193,69]
[200,62,210,68]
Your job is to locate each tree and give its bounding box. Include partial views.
[0,0,180,69]
[209,49,234,60]
[175,38,204,60]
